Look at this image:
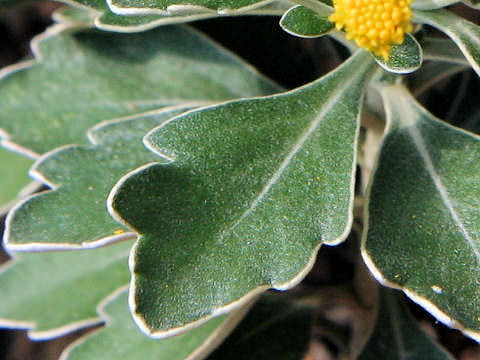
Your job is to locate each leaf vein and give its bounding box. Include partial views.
[223,85,347,238]
[401,96,480,267]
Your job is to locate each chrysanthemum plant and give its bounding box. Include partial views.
[0,0,479,357]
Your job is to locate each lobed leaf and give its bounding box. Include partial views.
[52,5,97,26]
[106,0,273,16]
[4,107,193,251]
[54,2,292,33]
[109,50,376,337]
[358,288,453,360]
[279,5,333,38]
[61,290,243,360]
[414,9,480,77]
[0,240,132,339]
[363,83,480,342]
[0,147,34,213]
[0,24,279,155]
[61,290,315,360]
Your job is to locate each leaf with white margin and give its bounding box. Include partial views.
[408,37,469,96]
[408,61,467,96]
[421,37,469,65]
[279,5,333,38]
[414,9,480,77]
[5,106,198,252]
[97,2,289,32]
[53,5,97,27]
[61,290,249,360]
[207,292,316,360]
[0,24,280,155]
[362,82,480,343]
[358,288,453,360]
[62,290,315,360]
[108,50,376,338]
[54,2,292,33]
[463,0,480,8]
[0,240,132,339]
[411,0,458,10]
[374,34,423,74]
[107,0,272,17]
[0,147,34,213]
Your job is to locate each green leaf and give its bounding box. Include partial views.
[414,9,480,77]
[362,83,480,342]
[463,0,480,8]
[279,5,333,38]
[358,288,454,360]
[109,50,376,337]
[99,1,290,31]
[53,5,97,26]
[411,0,459,10]
[61,291,315,360]
[407,61,467,96]
[317,0,332,5]
[421,37,469,65]
[4,107,195,251]
[207,293,316,360]
[61,290,245,360]
[374,34,423,74]
[54,2,291,33]
[296,0,332,13]
[409,37,469,95]
[106,0,272,16]
[0,147,34,213]
[0,24,280,155]
[0,240,132,339]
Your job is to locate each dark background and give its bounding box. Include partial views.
[0,3,480,359]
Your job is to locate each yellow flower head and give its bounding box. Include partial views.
[329,0,414,60]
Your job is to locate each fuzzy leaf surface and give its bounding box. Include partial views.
[52,5,97,25]
[54,2,291,33]
[279,5,333,38]
[107,0,272,16]
[0,240,132,339]
[414,9,480,77]
[363,83,480,342]
[109,50,376,337]
[408,61,467,96]
[61,291,235,360]
[374,34,423,74]
[411,0,458,10]
[0,147,33,212]
[0,25,279,155]
[463,0,480,7]
[358,289,453,360]
[421,37,469,65]
[63,291,314,360]
[5,107,195,251]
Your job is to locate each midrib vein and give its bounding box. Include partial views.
[225,65,364,236]
[397,92,480,266]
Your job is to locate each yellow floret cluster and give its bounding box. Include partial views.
[329,0,413,60]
